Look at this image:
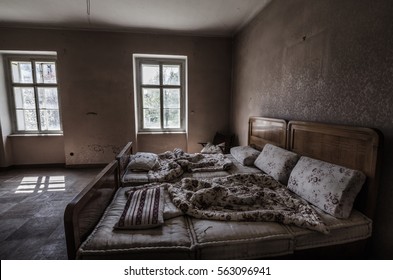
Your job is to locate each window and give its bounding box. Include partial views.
[134,55,187,132]
[6,56,62,133]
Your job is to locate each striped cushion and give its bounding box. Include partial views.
[115,186,164,229]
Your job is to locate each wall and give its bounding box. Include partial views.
[232,0,393,258]
[9,135,65,165]
[0,55,13,167]
[0,27,232,166]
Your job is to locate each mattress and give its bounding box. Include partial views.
[77,187,193,259]
[285,207,372,250]
[77,187,372,259]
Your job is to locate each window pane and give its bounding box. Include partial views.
[35,62,57,83]
[14,87,35,109]
[11,61,33,83]
[143,109,161,128]
[142,88,160,108]
[163,65,180,85]
[38,87,59,109]
[164,109,180,128]
[16,109,38,131]
[163,89,180,109]
[40,110,61,131]
[142,64,159,85]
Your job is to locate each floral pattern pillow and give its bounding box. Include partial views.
[254,144,300,185]
[287,156,366,219]
[128,152,158,171]
[230,146,260,166]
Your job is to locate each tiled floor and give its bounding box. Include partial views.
[0,166,101,260]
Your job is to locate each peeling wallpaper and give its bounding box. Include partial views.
[232,0,393,258]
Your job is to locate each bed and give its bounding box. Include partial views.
[115,117,286,186]
[64,117,382,260]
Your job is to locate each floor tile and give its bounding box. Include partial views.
[0,166,100,259]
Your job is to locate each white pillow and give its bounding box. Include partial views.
[230,146,260,166]
[287,156,366,218]
[128,152,158,171]
[254,144,299,185]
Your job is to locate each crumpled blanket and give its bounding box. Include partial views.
[147,150,184,182]
[147,148,232,182]
[168,173,329,234]
[174,149,232,172]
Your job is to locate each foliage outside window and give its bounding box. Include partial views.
[7,56,62,133]
[134,55,187,132]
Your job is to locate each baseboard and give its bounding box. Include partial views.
[0,163,107,171]
[0,163,65,171]
[0,166,13,172]
[65,163,107,169]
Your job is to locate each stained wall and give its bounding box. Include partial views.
[232,0,393,258]
[0,27,232,166]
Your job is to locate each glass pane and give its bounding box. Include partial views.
[35,62,57,83]
[38,87,59,109]
[16,109,38,131]
[14,87,35,109]
[163,65,180,85]
[142,88,160,108]
[163,89,180,109]
[40,110,61,131]
[11,61,33,83]
[142,64,159,85]
[164,109,180,128]
[143,109,160,129]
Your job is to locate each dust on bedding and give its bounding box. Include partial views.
[168,173,329,234]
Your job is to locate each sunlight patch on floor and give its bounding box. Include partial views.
[15,176,66,193]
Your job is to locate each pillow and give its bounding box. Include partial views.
[287,156,366,219]
[201,142,223,154]
[230,146,260,166]
[254,144,300,185]
[128,152,158,171]
[114,186,164,229]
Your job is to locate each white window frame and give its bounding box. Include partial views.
[133,54,187,133]
[5,55,62,134]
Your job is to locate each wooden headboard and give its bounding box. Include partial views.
[248,117,287,150]
[287,121,382,219]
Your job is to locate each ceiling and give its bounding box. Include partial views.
[0,0,271,37]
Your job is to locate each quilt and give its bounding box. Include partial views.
[168,173,329,233]
[147,148,232,182]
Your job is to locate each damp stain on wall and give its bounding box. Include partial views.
[87,144,121,155]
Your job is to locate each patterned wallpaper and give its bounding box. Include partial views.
[232,0,393,258]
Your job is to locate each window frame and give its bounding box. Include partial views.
[134,55,187,133]
[5,55,63,134]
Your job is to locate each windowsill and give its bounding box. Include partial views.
[9,133,63,137]
[137,131,187,135]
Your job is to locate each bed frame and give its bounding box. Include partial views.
[115,141,133,186]
[64,117,382,259]
[64,161,119,259]
[287,121,382,220]
[248,116,287,150]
